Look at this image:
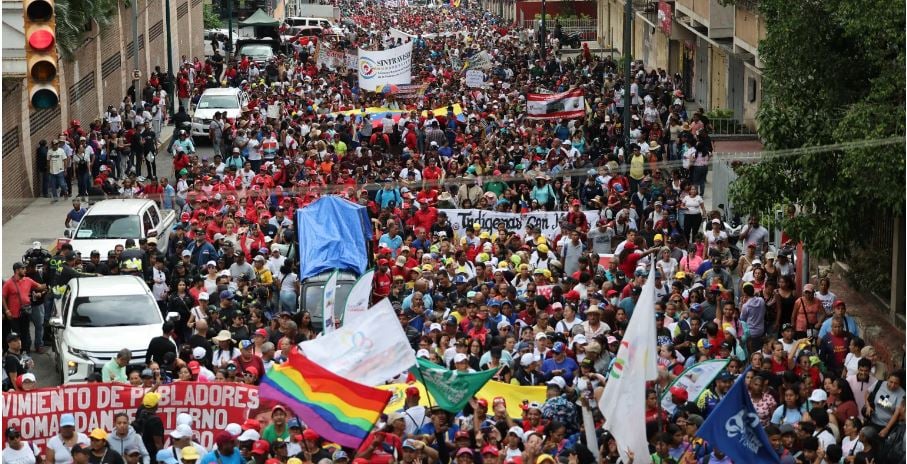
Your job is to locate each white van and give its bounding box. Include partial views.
[191,87,249,138]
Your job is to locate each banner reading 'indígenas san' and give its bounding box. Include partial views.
[2,383,260,450]
[440,208,600,239]
[526,88,586,120]
[358,41,413,91]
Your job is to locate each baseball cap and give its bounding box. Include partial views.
[89,428,108,440]
[402,439,420,450]
[60,413,76,428]
[551,341,565,353]
[809,389,828,403]
[333,450,350,461]
[143,392,161,408]
[238,429,261,442]
[169,424,193,439]
[546,376,566,390]
[251,440,270,455]
[156,450,179,464]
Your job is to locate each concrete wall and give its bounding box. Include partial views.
[741,65,761,128]
[1,0,203,222]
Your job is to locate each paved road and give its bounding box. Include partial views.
[1,125,222,387]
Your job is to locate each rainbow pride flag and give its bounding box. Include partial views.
[260,347,392,448]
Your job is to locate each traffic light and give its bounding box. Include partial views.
[24,0,59,109]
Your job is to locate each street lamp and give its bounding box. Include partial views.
[622,0,633,152]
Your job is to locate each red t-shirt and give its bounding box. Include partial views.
[374,271,391,298]
[2,277,40,318]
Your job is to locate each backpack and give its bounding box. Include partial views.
[132,407,148,434]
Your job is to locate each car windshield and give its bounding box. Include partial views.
[74,215,141,239]
[240,45,274,58]
[304,282,354,322]
[197,95,239,110]
[70,295,161,327]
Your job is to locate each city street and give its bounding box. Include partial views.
[1,0,903,460]
[0,126,226,387]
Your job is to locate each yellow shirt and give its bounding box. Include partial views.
[255,267,273,285]
[629,153,645,180]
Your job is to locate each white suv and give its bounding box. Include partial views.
[50,275,163,383]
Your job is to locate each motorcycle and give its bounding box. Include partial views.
[702,203,744,260]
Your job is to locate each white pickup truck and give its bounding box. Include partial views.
[60,199,176,259]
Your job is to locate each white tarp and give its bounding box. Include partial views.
[358,41,413,91]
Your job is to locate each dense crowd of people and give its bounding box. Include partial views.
[4,0,905,463]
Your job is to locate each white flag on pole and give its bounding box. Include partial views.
[598,264,659,463]
[322,270,338,334]
[300,298,416,386]
[342,269,375,327]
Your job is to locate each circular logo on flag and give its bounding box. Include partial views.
[359,57,379,79]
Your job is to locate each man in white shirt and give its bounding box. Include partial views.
[47,140,68,201]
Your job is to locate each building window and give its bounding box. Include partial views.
[747,77,757,103]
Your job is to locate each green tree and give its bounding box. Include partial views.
[730,0,906,260]
[203,3,222,30]
[55,0,119,60]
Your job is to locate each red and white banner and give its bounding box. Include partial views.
[658,0,673,36]
[526,89,586,120]
[2,383,262,450]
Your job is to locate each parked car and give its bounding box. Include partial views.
[190,87,250,139]
[61,199,176,260]
[50,275,163,383]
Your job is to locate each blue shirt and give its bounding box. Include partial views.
[378,234,403,257]
[66,207,87,224]
[418,422,459,451]
[541,356,579,384]
[818,315,859,339]
[199,450,243,464]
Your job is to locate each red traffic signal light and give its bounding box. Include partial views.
[24,0,60,109]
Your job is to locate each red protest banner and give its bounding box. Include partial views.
[2,383,262,450]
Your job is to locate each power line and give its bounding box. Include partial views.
[14,136,905,202]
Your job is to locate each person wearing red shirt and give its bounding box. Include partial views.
[412,204,437,233]
[617,243,659,278]
[819,316,853,376]
[372,260,392,300]
[3,262,47,351]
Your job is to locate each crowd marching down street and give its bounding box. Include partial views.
[2,0,904,464]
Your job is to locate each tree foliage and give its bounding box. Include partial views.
[55,0,118,60]
[203,3,223,30]
[730,0,906,260]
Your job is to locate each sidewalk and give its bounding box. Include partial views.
[1,125,175,277]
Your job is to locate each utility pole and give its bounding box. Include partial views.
[539,0,546,62]
[132,0,139,95]
[165,0,175,117]
[622,0,633,152]
[227,0,234,60]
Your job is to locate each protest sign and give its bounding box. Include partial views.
[2,383,260,450]
[465,69,486,88]
[439,208,600,239]
[316,41,347,70]
[358,42,414,91]
[465,51,493,70]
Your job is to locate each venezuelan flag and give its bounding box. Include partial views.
[260,347,392,449]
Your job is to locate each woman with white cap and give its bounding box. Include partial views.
[46,414,91,464]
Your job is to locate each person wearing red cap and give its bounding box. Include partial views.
[248,440,269,464]
[261,405,290,444]
[396,386,427,436]
[199,431,241,464]
[297,429,331,462]
[373,258,392,300]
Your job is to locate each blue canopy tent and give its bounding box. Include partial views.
[296,196,373,281]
